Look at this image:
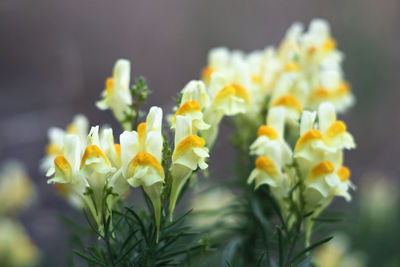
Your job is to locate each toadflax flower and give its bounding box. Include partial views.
[169,115,209,219]
[96,59,133,130]
[0,160,36,216]
[201,72,250,146]
[0,218,40,267]
[171,80,210,134]
[46,125,128,232]
[40,114,89,174]
[248,107,292,209]
[120,106,164,239]
[294,102,356,207]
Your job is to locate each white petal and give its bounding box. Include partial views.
[300,111,316,135]
[174,115,192,145]
[146,106,163,133]
[87,126,100,146]
[63,134,81,172]
[145,131,163,163]
[267,107,285,138]
[120,131,139,177]
[318,102,336,133]
[113,59,131,91]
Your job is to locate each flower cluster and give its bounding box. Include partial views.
[202,19,354,128]
[44,61,211,239]
[249,101,355,206]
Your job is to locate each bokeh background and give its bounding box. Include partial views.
[1,0,399,265]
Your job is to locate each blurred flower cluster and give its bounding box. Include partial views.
[0,160,39,267]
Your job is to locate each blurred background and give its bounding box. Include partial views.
[1,0,399,266]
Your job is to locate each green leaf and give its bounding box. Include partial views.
[225,260,233,267]
[126,207,149,245]
[73,250,106,266]
[289,236,333,264]
[276,226,284,267]
[312,217,344,223]
[256,251,266,267]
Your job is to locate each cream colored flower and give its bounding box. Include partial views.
[201,47,231,83]
[120,106,164,238]
[294,103,355,206]
[248,155,283,189]
[250,107,292,166]
[46,126,125,232]
[270,74,304,125]
[180,80,210,109]
[318,102,355,151]
[169,115,209,219]
[40,114,89,173]
[96,59,133,130]
[301,19,337,59]
[208,72,250,116]
[171,80,210,134]
[313,233,366,267]
[0,160,36,216]
[304,162,354,205]
[0,218,40,267]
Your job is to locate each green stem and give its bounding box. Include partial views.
[102,212,116,267]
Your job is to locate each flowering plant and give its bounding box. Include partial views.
[43,18,356,266]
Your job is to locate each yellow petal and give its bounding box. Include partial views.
[309,161,334,180]
[201,66,216,82]
[295,129,323,152]
[337,166,350,182]
[257,125,279,140]
[322,38,336,52]
[80,145,111,169]
[175,100,202,117]
[272,94,302,113]
[45,144,62,156]
[255,156,278,177]
[54,155,72,179]
[172,135,206,161]
[128,152,164,178]
[325,120,347,141]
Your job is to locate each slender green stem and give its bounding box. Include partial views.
[102,212,116,267]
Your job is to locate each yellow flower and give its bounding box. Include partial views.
[293,103,356,206]
[250,107,292,166]
[304,162,354,203]
[313,233,366,267]
[0,218,40,267]
[40,114,89,174]
[120,106,164,239]
[208,72,250,116]
[172,100,210,133]
[0,161,36,216]
[46,126,126,232]
[96,59,133,130]
[169,115,209,219]
[248,156,281,189]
